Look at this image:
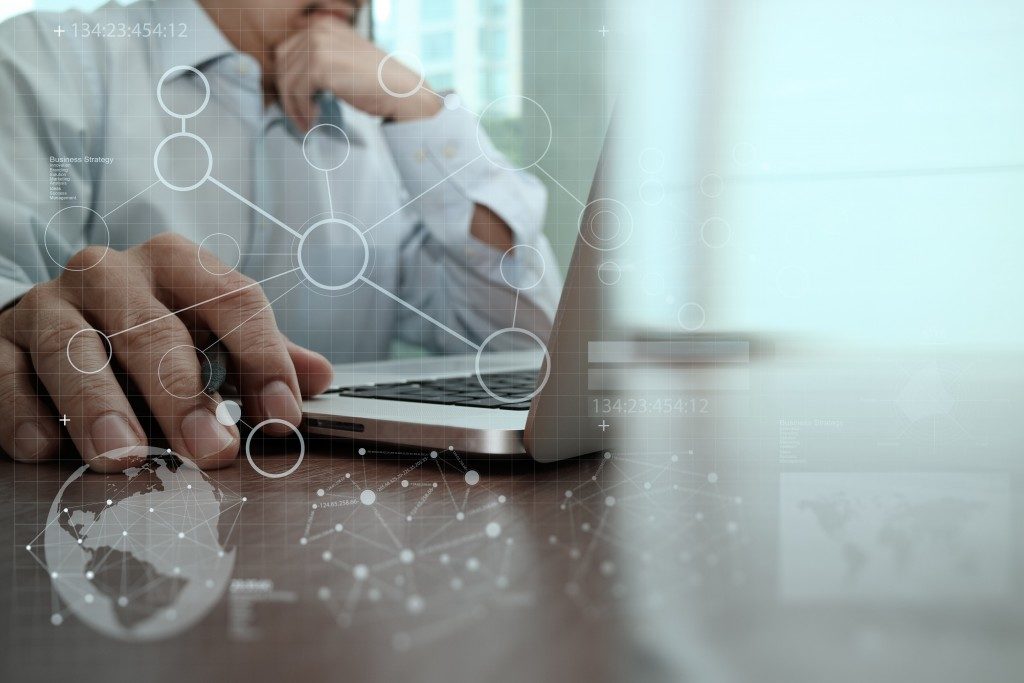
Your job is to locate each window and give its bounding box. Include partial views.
[421,30,454,63]
[420,0,454,24]
[479,27,507,61]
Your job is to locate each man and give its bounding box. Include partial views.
[0,0,560,471]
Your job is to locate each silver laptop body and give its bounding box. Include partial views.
[302,130,616,463]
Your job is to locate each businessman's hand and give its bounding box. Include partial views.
[272,16,441,131]
[0,233,333,471]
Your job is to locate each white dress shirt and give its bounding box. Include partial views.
[0,0,560,363]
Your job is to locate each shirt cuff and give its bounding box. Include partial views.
[381,105,545,246]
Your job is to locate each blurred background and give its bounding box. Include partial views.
[6,0,1022,351]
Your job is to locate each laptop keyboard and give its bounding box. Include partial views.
[326,371,537,410]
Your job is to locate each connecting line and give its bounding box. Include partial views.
[362,154,483,235]
[535,164,587,208]
[208,176,303,240]
[512,289,520,328]
[324,170,334,218]
[202,278,304,352]
[102,181,160,219]
[357,275,481,351]
[107,267,301,340]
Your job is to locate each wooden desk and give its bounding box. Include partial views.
[2,351,1022,682]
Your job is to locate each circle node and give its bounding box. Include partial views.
[198,233,242,275]
[360,489,376,506]
[474,327,550,403]
[677,302,707,331]
[377,51,425,98]
[158,345,211,400]
[297,218,370,291]
[157,65,211,119]
[245,419,305,479]
[45,206,111,271]
[302,123,351,172]
[499,244,546,290]
[477,95,553,171]
[579,198,634,252]
[153,132,213,192]
[66,328,113,375]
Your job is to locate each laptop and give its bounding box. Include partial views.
[301,128,619,463]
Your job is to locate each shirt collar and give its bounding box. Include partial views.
[150,0,239,79]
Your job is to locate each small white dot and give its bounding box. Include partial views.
[149,507,154,513]
[353,564,368,580]
[430,451,438,459]
[25,545,31,551]
[605,496,616,507]
[242,497,248,502]
[77,539,83,545]
[117,596,128,607]
[178,532,185,539]
[444,93,461,110]
[84,594,94,604]
[300,537,308,545]
[448,445,454,451]
[465,557,480,571]
[455,512,465,521]
[358,448,366,456]
[485,522,501,538]
[464,470,480,486]
[122,530,127,536]
[564,490,573,498]
[317,489,325,497]
[643,482,652,490]
[360,489,376,506]
[439,553,450,565]
[498,495,506,504]
[401,480,409,488]
[399,548,415,564]
[50,571,58,579]
[311,503,318,509]
[707,472,719,484]
[322,550,332,561]
[186,484,192,490]
[406,595,424,614]
[334,523,344,532]
[318,587,331,601]
[603,451,612,459]
[85,570,94,580]
[50,614,62,626]
[106,499,113,506]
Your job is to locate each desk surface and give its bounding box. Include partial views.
[2,351,1022,683]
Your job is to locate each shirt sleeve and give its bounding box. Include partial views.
[0,14,100,310]
[380,105,562,353]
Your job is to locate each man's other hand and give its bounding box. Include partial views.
[272,16,442,131]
